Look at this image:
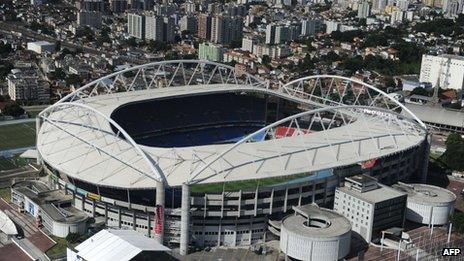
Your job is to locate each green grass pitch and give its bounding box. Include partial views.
[0,122,36,150]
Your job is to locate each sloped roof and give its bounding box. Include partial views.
[74,229,169,261]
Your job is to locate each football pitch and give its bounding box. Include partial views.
[0,122,36,150]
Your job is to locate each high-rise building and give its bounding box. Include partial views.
[301,19,317,36]
[180,15,198,34]
[144,15,175,42]
[325,20,340,34]
[241,37,256,52]
[198,13,212,40]
[224,3,247,16]
[163,17,175,43]
[390,10,404,24]
[396,0,409,10]
[372,0,387,13]
[77,11,102,28]
[211,15,243,45]
[357,1,370,18]
[198,42,224,61]
[265,24,276,44]
[419,54,464,91]
[145,15,164,41]
[127,13,145,39]
[274,26,289,44]
[109,0,127,13]
[79,0,105,12]
[7,73,50,103]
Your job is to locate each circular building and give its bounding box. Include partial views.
[35,60,429,253]
[280,205,351,261]
[393,183,456,225]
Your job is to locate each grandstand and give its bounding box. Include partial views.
[111,92,268,147]
[36,60,429,254]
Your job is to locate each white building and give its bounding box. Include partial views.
[145,15,164,41]
[372,0,387,13]
[419,54,464,91]
[67,229,170,261]
[127,13,145,39]
[390,10,404,24]
[241,37,256,52]
[27,41,55,54]
[265,24,276,44]
[334,175,407,242]
[325,21,339,34]
[357,1,370,18]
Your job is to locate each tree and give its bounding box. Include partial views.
[2,102,25,117]
[440,133,464,171]
[66,233,80,243]
[261,55,271,65]
[450,212,464,234]
[0,42,13,57]
[411,87,429,96]
[0,61,13,78]
[446,133,463,146]
[229,39,242,49]
[65,74,81,86]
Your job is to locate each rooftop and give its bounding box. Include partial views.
[281,204,351,238]
[38,84,426,188]
[338,175,406,204]
[404,103,464,128]
[74,229,170,261]
[12,180,88,223]
[392,183,456,206]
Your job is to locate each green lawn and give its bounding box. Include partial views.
[0,187,11,202]
[0,122,36,150]
[191,172,310,194]
[46,236,67,258]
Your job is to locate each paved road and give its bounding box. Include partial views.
[0,118,36,126]
[13,237,49,261]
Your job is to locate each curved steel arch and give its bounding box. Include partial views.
[38,101,165,184]
[280,75,427,129]
[188,105,427,184]
[45,59,268,107]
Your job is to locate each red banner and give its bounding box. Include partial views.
[154,205,164,235]
[275,126,312,139]
[361,158,378,169]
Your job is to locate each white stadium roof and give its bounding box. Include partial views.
[37,60,427,189]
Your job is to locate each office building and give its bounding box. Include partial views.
[198,13,212,40]
[211,15,243,45]
[110,0,127,13]
[198,42,224,61]
[357,1,370,18]
[301,19,317,36]
[77,11,102,28]
[127,13,145,39]
[419,54,464,91]
[180,15,198,34]
[265,24,276,44]
[145,15,164,41]
[334,175,407,242]
[27,41,55,54]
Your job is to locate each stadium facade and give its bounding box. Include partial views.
[36,60,429,254]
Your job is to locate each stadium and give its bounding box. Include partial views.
[36,60,429,254]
